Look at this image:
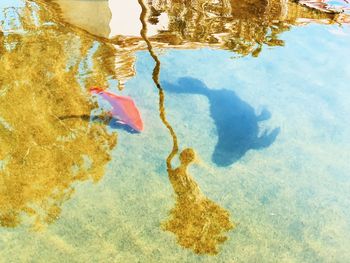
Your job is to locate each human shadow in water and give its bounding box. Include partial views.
[59,114,139,134]
[162,77,280,166]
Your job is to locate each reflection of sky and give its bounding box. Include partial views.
[0,0,23,10]
[109,0,141,37]
[0,0,40,34]
[0,0,24,32]
[328,0,350,12]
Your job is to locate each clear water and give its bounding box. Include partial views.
[1,0,350,262]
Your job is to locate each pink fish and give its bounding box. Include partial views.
[90,87,143,132]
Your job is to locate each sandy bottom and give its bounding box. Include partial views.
[1,14,350,263]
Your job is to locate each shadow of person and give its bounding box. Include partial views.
[59,114,139,134]
[162,77,280,166]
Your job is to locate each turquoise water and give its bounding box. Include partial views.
[1,0,350,262]
[111,25,350,261]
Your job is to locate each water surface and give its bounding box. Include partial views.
[1,0,350,262]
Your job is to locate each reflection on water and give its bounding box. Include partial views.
[0,0,117,229]
[163,149,234,255]
[51,0,111,38]
[1,0,350,260]
[47,0,350,88]
[138,0,234,254]
[146,0,350,55]
[52,0,350,56]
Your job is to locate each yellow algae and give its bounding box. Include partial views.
[0,1,116,229]
[138,0,234,255]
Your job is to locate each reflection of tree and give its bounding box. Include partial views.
[142,0,349,254]
[46,0,350,96]
[138,0,349,254]
[0,1,117,229]
[138,0,234,255]
[147,0,347,56]
[163,149,234,255]
[50,0,349,59]
[1,0,348,253]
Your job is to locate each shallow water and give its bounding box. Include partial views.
[1,0,350,262]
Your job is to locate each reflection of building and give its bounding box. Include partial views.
[52,0,349,58]
[51,0,112,37]
[146,0,346,55]
[44,0,350,93]
[45,0,349,93]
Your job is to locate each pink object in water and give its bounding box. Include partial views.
[90,87,144,132]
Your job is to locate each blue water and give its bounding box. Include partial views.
[1,1,350,261]
[111,24,350,261]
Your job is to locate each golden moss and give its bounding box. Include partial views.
[0,1,116,229]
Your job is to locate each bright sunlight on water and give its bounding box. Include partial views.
[1,0,350,262]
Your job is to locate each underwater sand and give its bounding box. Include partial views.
[1,0,350,262]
